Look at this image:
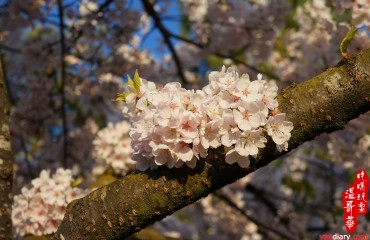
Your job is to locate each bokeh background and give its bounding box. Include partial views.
[1,0,370,239]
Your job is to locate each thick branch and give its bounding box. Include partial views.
[52,49,370,240]
[0,55,14,239]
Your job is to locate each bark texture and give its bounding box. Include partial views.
[52,49,370,240]
[0,56,13,239]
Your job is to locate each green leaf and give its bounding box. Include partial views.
[115,70,141,103]
[70,177,83,187]
[133,69,141,95]
[339,26,358,60]
[127,74,134,89]
[115,92,131,102]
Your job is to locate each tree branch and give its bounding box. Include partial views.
[0,44,22,54]
[142,0,187,85]
[57,0,69,168]
[52,49,370,240]
[213,192,294,239]
[0,54,14,239]
[97,0,114,14]
[164,30,281,80]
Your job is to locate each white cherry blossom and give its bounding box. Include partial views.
[234,78,264,102]
[179,112,200,141]
[233,101,267,131]
[173,141,194,163]
[220,110,242,147]
[225,148,250,168]
[92,121,135,176]
[218,91,242,109]
[121,66,293,170]
[12,169,88,237]
[235,129,267,157]
[266,113,294,151]
[200,119,223,149]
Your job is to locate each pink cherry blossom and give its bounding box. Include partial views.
[233,101,267,131]
[225,148,250,168]
[12,169,89,237]
[121,66,292,170]
[266,113,294,150]
[235,129,267,157]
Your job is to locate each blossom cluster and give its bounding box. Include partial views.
[92,121,135,176]
[12,168,88,237]
[120,67,293,171]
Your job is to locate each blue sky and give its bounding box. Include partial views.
[128,0,182,59]
[43,0,182,59]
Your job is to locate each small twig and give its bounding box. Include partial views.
[0,44,22,54]
[214,51,280,80]
[57,0,68,168]
[19,135,35,178]
[245,183,289,223]
[165,31,281,80]
[167,32,203,48]
[70,0,116,45]
[142,0,187,85]
[97,0,115,14]
[246,181,333,212]
[213,191,295,240]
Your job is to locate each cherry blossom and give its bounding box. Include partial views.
[265,113,294,151]
[233,101,267,131]
[235,129,267,157]
[2,0,370,237]
[118,66,293,171]
[220,109,242,147]
[225,148,250,168]
[12,168,88,237]
[92,121,135,176]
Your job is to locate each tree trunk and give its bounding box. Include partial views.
[0,55,14,239]
[50,48,370,240]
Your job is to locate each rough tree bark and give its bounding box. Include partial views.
[0,55,13,239]
[47,48,370,240]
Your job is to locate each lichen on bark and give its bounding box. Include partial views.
[51,48,370,240]
[0,55,14,239]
